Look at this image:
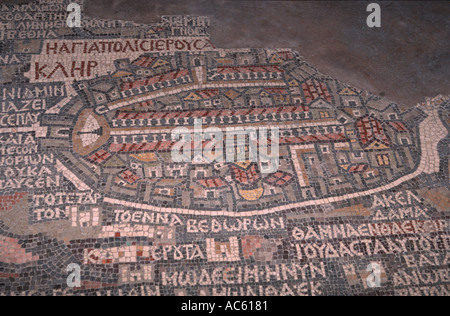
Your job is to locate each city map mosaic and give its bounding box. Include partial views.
[0,0,449,296]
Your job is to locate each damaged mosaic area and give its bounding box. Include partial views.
[0,0,449,296]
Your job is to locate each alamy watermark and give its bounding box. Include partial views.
[66,3,81,28]
[66,263,81,288]
[366,263,382,288]
[171,119,280,174]
[66,2,381,29]
[367,3,381,28]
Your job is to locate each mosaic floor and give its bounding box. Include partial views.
[0,0,449,296]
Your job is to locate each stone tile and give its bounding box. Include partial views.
[0,0,448,297]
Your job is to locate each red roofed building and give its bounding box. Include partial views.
[389,121,413,146]
[196,178,228,189]
[263,171,294,187]
[302,80,332,104]
[356,115,391,150]
[347,164,369,173]
[133,56,157,68]
[119,169,141,185]
[87,149,112,165]
[389,122,409,133]
[121,69,190,91]
[113,104,309,121]
[229,163,261,188]
[264,88,288,95]
[217,65,284,74]
[197,89,220,99]
[0,192,27,211]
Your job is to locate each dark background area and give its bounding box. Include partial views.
[1,0,449,107]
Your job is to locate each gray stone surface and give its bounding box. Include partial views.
[2,0,447,106]
[0,0,449,297]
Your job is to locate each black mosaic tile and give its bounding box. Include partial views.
[0,0,449,297]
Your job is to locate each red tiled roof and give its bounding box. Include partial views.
[230,164,261,186]
[264,88,288,95]
[87,150,111,164]
[348,164,369,173]
[135,100,153,108]
[119,170,141,185]
[389,122,409,132]
[302,80,332,103]
[197,89,220,99]
[263,171,293,187]
[121,69,189,91]
[196,178,227,189]
[114,105,309,120]
[217,65,284,74]
[133,56,157,68]
[110,141,175,153]
[278,133,348,144]
[0,192,27,211]
[356,116,390,148]
[109,133,348,154]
